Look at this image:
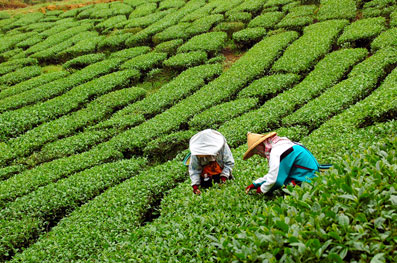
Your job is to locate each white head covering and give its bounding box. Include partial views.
[189,129,226,156]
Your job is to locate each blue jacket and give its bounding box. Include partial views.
[253,140,319,194]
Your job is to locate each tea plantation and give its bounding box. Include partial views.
[0,0,396,262]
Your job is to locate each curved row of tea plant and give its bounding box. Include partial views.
[220,47,368,147]
[0,158,146,261]
[4,86,145,165]
[0,66,138,142]
[282,47,397,130]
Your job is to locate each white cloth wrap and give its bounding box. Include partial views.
[189,129,225,156]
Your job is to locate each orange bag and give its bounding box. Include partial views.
[201,161,223,178]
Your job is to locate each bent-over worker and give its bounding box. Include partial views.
[244,132,319,195]
[189,129,235,195]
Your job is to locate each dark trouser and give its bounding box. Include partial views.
[200,174,221,188]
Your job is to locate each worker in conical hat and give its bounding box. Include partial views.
[189,129,235,195]
[244,132,320,195]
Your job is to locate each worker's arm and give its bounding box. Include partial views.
[188,155,202,186]
[220,143,234,179]
[252,151,283,194]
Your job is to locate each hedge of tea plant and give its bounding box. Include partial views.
[391,10,397,26]
[163,51,208,69]
[97,33,132,50]
[272,19,348,74]
[177,32,228,53]
[109,46,151,60]
[247,11,285,29]
[211,0,244,14]
[58,36,104,60]
[282,47,397,130]
[180,2,212,22]
[277,15,314,30]
[63,53,107,70]
[0,66,41,86]
[16,34,44,50]
[0,65,133,143]
[232,27,266,46]
[37,20,80,37]
[95,63,222,130]
[220,48,368,147]
[303,66,397,161]
[0,158,146,260]
[0,71,68,100]
[143,130,197,161]
[32,31,101,62]
[121,52,168,71]
[106,31,298,153]
[125,0,206,46]
[228,0,266,14]
[129,2,157,18]
[10,156,188,263]
[237,73,300,100]
[0,58,122,119]
[24,129,116,167]
[0,141,123,209]
[152,23,191,43]
[213,22,246,37]
[0,48,24,62]
[0,58,38,76]
[154,39,184,54]
[362,0,397,18]
[317,0,357,21]
[226,11,252,23]
[25,24,93,55]
[337,17,387,47]
[370,27,397,51]
[125,10,173,29]
[264,0,296,8]
[159,0,186,11]
[189,97,259,130]
[5,86,145,163]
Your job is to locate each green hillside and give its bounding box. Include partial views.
[0,0,396,262]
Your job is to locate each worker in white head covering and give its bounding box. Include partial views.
[189,129,235,194]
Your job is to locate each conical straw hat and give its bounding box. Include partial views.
[243,132,277,160]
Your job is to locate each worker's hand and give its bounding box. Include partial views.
[245,184,255,194]
[256,187,262,194]
[220,176,227,183]
[193,185,201,195]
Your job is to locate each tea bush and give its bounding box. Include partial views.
[0,71,68,100]
[0,158,146,260]
[143,130,197,160]
[220,48,368,147]
[63,54,106,70]
[237,73,300,99]
[6,86,145,162]
[120,52,168,71]
[232,27,266,46]
[337,17,387,46]
[163,51,207,69]
[177,32,228,53]
[272,19,349,73]
[152,23,191,43]
[154,39,184,54]
[247,11,284,28]
[282,48,397,130]
[371,27,397,51]
[0,66,41,86]
[317,0,357,21]
[189,97,259,130]
[0,58,122,115]
[0,58,38,76]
